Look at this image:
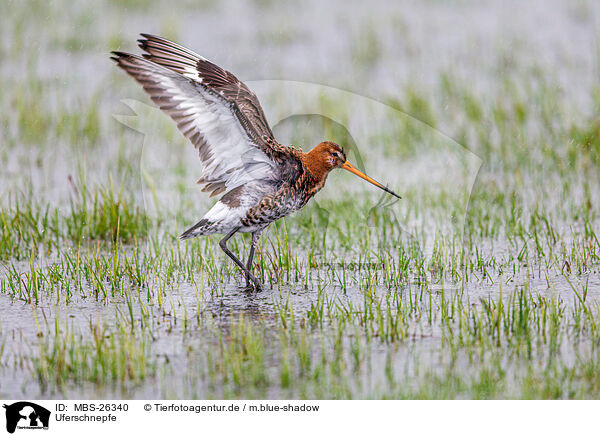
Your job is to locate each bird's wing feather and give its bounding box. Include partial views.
[138,34,278,149]
[111,37,284,196]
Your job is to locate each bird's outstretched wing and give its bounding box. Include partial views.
[111,34,287,197]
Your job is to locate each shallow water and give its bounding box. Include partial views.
[1,0,600,399]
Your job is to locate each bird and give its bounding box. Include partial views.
[111,34,401,291]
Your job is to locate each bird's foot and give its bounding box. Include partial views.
[244,276,263,292]
[245,272,263,291]
[246,283,263,292]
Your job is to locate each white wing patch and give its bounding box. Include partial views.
[112,53,276,195]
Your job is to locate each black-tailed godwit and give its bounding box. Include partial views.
[111,34,401,290]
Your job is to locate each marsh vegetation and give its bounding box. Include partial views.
[1,0,599,399]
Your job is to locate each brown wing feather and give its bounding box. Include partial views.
[111,51,278,197]
[138,34,289,159]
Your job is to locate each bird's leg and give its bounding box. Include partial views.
[245,231,261,288]
[219,228,263,291]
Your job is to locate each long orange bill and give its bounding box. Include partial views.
[342,161,402,199]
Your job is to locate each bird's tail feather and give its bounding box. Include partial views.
[179,219,214,239]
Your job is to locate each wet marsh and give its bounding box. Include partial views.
[1,0,600,399]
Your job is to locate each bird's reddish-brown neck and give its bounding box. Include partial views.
[301,148,332,185]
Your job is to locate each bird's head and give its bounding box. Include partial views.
[312,141,347,170]
[308,141,401,199]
